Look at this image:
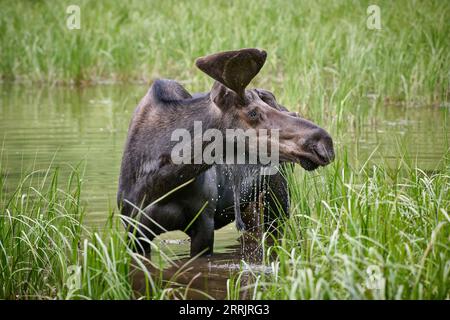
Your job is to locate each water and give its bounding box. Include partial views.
[0,84,448,298]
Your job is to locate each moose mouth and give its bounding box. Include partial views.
[280,152,325,171]
[299,157,320,171]
[293,147,332,171]
[279,139,335,171]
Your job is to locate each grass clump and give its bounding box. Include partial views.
[0,164,189,299]
[228,154,450,299]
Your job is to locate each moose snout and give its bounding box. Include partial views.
[304,128,335,165]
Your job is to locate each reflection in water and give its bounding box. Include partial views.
[133,239,270,300]
[133,245,243,299]
[0,84,448,298]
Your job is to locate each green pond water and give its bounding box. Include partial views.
[0,84,448,259]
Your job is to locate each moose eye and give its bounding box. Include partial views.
[248,109,258,119]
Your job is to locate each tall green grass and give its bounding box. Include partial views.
[2,151,448,299]
[0,0,449,300]
[227,153,450,299]
[1,0,449,109]
[0,163,202,299]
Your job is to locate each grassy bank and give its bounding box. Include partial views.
[1,0,449,106]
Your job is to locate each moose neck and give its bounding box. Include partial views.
[143,94,224,202]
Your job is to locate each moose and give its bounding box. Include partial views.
[117,48,334,257]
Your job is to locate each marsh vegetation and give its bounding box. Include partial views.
[0,0,449,299]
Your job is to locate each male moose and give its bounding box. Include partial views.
[117,48,334,256]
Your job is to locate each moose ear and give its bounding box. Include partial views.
[255,88,289,112]
[195,48,267,99]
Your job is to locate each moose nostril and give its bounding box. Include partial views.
[313,144,330,163]
[328,147,335,162]
[303,127,335,164]
[313,137,335,164]
[325,137,335,162]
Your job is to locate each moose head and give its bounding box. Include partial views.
[195,48,335,170]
